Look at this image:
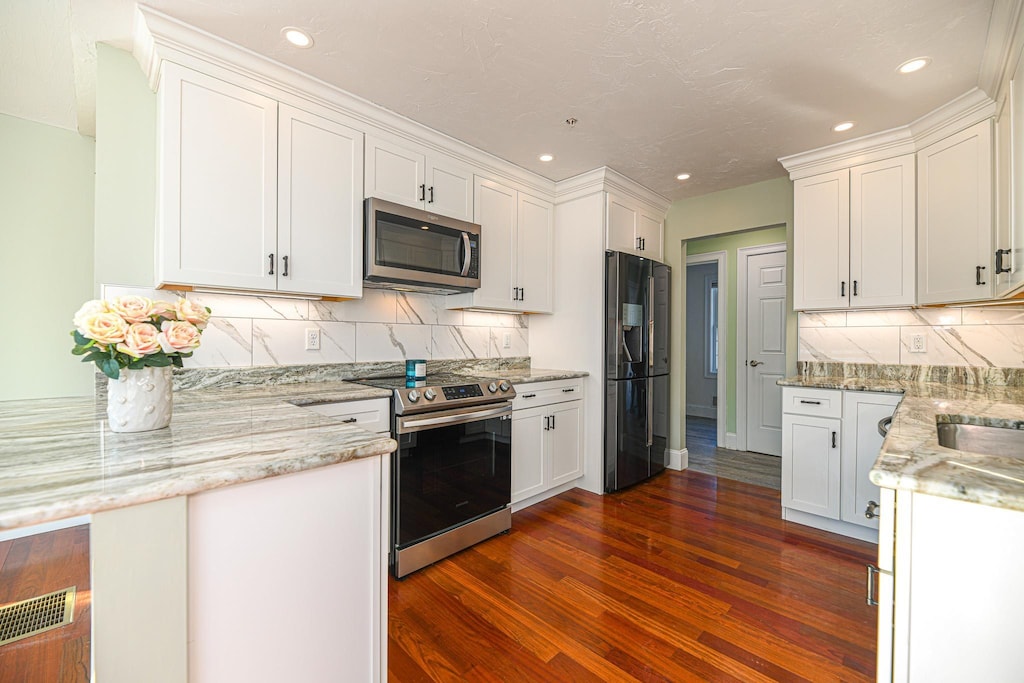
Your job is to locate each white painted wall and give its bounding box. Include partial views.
[685,262,718,418]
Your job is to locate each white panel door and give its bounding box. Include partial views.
[277,105,364,298]
[850,155,916,307]
[745,250,787,456]
[606,193,639,254]
[159,63,278,291]
[793,170,850,310]
[472,177,517,309]
[512,408,546,503]
[426,157,474,222]
[549,401,584,487]
[917,119,993,304]
[516,191,554,313]
[365,135,426,209]
[840,392,901,529]
[782,414,841,519]
[637,211,664,260]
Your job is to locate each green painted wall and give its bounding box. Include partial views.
[687,226,790,433]
[663,176,795,452]
[94,44,156,290]
[0,113,96,400]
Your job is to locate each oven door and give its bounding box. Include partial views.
[393,403,512,550]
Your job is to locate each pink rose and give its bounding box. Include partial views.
[151,299,176,317]
[73,300,109,335]
[117,323,161,358]
[109,296,155,323]
[157,320,202,353]
[174,298,211,329]
[81,312,128,346]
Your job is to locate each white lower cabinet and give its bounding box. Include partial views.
[781,387,900,541]
[511,378,584,508]
[876,489,1024,681]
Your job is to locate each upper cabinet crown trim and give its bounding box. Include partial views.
[779,89,996,180]
[979,0,1024,103]
[554,166,671,216]
[134,7,557,200]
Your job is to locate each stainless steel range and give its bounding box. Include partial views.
[355,373,515,578]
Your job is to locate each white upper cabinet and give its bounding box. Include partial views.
[793,170,850,310]
[917,119,993,304]
[849,156,916,308]
[995,47,1024,298]
[606,193,664,260]
[447,177,554,313]
[159,63,279,292]
[793,156,915,311]
[277,105,364,298]
[158,63,364,297]
[364,135,474,221]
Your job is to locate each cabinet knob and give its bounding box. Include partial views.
[865,500,879,519]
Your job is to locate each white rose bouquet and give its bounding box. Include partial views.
[71,295,211,379]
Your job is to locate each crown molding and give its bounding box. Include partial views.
[134,6,557,199]
[553,166,671,215]
[779,88,996,179]
[979,0,1024,103]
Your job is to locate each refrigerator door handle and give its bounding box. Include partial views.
[648,276,655,370]
[647,380,653,447]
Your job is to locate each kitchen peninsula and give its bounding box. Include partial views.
[0,377,397,683]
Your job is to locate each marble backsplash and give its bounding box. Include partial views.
[101,285,529,368]
[798,307,1024,368]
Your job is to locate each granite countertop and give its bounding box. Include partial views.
[781,373,1024,512]
[0,381,396,531]
[487,368,589,384]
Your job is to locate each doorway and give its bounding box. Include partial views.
[684,253,726,452]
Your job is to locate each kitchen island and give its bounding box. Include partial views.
[781,362,1024,682]
[0,380,397,683]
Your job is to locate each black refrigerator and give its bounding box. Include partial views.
[604,250,670,492]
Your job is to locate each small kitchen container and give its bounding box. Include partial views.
[406,359,426,381]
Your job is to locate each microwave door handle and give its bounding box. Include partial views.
[460,232,472,276]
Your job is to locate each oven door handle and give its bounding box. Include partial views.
[460,232,473,277]
[398,403,512,433]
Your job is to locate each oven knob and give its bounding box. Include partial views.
[487,382,498,394]
[424,388,437,401]
[407,389,421,403]
[499,381,511,392]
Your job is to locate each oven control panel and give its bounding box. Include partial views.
[442,384,484,400]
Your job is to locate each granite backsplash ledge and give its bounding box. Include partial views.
[797,362,1024,387]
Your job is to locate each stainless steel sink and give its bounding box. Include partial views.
[936,422,1024,458]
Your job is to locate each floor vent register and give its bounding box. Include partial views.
[0,587,76,647]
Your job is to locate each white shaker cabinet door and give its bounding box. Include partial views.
[277,105,364,298]
[471,177,518,310]
[606,193,640,255]
[849,155,916,308]
[365,135,426,210]
[917,119,993,304]
[159,63,278,291]
[782,414,841,520]
[548,401,584,487]
[516,191,555,313]
[840,392,900,530]
[425,156,474,222]
[512,408,547,503]
[793,169,850,310]
[637,211,664,261]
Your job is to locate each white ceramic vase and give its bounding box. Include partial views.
[107,366,173,433]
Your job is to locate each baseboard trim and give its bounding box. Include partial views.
[667,448,687,471]
[685,406,716,419]
[723,432,739,450]
[782,507,879,543]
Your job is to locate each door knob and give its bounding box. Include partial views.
[749,360,763,367]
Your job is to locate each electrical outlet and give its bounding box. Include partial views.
[305,327,321,351]
[502,332,512,349]
[910,334,926,353]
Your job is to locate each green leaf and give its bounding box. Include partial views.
[73,330,89,346]
[71,345,89,356]
[127,358,146,369]
[171,355,184,368]
[82,351,108,364]
[145,355,173,367]
[98,358,120,380]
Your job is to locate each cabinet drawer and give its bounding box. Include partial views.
[512,379,584,410]
[783,387,842,418]
[303,397,390,434]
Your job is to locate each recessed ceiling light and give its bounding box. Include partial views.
[539,154,554,162]
[833,121,855,133]
[898,57,930,74]
[282,27,314,49]
[676,173,691,181]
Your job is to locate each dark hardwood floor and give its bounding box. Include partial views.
[389,470,877,682]
[0,525,90,683]
[686,416,782,490]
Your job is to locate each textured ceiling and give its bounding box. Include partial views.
[1,1,998,199]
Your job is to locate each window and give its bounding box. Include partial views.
[705,276,719,377]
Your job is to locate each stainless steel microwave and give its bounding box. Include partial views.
[364,198,481,294]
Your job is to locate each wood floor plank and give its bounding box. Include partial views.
[388,470,877,682]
